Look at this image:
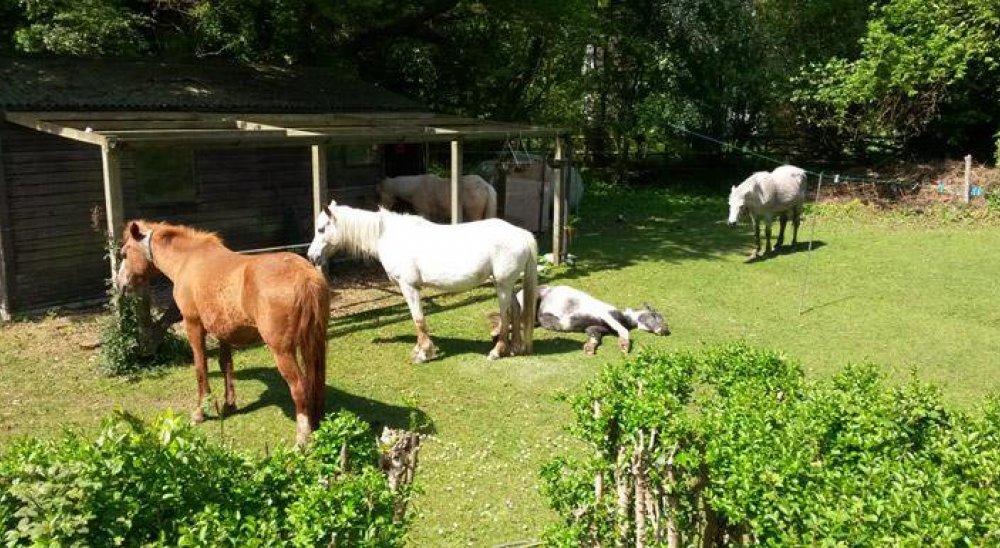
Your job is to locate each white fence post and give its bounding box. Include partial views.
[964,154,973,204]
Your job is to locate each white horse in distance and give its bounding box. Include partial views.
[377,174,497,222]
[728,165,807,259]
[307,201,536,363]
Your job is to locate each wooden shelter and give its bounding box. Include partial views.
[0,56,571,319]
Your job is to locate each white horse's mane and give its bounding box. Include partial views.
[332,205,434,258]
[330,205,383,258]
[735,171,767,194]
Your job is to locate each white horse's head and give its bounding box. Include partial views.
[307,200,340,266]
[727,184,747,226]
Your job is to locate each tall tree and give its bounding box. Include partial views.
[794,0,1000,159]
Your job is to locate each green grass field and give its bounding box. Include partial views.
[2,185,999,545]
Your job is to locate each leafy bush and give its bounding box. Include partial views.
[542,344,1000,545]
[98,287,190,376]
[0,411,408,546]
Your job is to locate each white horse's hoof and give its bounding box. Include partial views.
[411,347,428,364]
[487,350,501,360]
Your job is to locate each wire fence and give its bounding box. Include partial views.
[415,123,990,201]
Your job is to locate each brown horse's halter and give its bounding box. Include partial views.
[140,230,155,266]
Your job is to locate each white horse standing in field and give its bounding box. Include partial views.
[377,174,498,222]
[307,200,537,363]
[728,165,807,258]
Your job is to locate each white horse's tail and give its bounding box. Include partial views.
[520,237,538,355]
[483,182,498,219]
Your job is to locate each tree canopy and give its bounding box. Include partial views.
[1,0,998,163]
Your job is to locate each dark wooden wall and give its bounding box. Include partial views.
[122,147,314,251]
[0,122,108,311]
[327,145,383,210]
[0,122,385,313]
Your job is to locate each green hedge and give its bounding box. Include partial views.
[0,412,406,546]
[542,344,1000,546]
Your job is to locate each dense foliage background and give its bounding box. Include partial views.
[1,0,997,164]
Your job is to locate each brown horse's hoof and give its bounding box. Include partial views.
[221,402,237,417]
[191,409,205,424]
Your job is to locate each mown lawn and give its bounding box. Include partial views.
[2,184,1000,545]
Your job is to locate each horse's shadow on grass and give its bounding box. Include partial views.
[327,292,496,339]
[371,333,584,359]
[214,366,436,435]
[745,240,827,263]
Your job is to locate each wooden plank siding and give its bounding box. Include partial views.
[0,120,392,313]
[1,122,320,312]
[0,122,108,311]
[0,127,15,319]
[120,147,314,252]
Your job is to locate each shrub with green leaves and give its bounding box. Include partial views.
[542,344,1000,545]
[0,411,407,546]
[98,287,190,376]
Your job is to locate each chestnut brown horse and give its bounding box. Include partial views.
[115,221,329,446]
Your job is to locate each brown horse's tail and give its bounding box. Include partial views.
[298,274,330,430]
[520,236,538,355]
[484,182,498,219]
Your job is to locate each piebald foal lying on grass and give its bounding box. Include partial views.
[488,285,669,355]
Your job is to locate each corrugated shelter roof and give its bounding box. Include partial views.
[0,56,422,113]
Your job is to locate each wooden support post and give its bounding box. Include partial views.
[0,133,14,320]
[100,142,124,276]
[552,136,566,265]
[964,154,972,204]
[494,163,507,219]
[563,136,574,250]
[450,139,463,224]
[311,144,328,227]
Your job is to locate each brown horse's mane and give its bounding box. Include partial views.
[136,220,225,248]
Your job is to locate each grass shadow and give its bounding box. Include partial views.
[547,168,840,280]
[549,188,749,280]
[371,333,585,360]
[214,366,435,435]
[327,291,496,338]
[744,240,827,263]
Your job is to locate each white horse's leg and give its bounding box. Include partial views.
[399,282,437,363]
[489,281,514,360]
[751,215,762,259]
[508,287,524,355]
[764,218,773,254]
[583,325,613,355]
[597,311,632,353]
[776,213,788,250]
[792,206,802,247]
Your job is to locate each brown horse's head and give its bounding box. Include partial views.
[115,221,158,291]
